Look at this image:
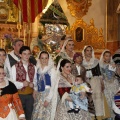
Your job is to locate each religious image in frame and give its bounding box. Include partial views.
[75,27,84,42]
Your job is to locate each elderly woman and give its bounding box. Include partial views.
[32,51,58,120]
[0,66,25,120]
[55,59,92,120]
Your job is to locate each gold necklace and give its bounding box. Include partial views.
[61,73,72,83]
[61,73,68,79]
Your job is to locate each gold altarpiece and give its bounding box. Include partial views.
[66,0,106,56]
[69,19,105,56]
[0,0,38,50]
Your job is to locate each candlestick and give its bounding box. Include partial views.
[17,23,21,38]
[24,29,26,45]
[28,30,31,45]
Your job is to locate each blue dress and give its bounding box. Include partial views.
[68,83,89,111]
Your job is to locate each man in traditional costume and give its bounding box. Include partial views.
[11,46,36,120]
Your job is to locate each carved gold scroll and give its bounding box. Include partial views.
[66,0,92,18]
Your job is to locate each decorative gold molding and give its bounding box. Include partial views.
[0,0,19,23]
[66,0,92,18]
[0,2,9,22]
[70,19,105,51]
[7,0,18,22]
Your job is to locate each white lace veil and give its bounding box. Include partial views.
[99,49,113,68]
[36,51,54,74]
[82,45,95,59]
[60,36,74,53]
[56,58,63,72]
[82,45,95,66]
[100,49,113,62]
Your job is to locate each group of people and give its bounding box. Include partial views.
[0,37,120,120]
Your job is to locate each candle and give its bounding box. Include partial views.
[28,30,31,45]
[19,10,21,24]
[18,29,20,38]
[0,39,2,48]
[2,40,4,49]
[4,40,6,49]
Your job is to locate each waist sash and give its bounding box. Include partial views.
[18,86,33,95]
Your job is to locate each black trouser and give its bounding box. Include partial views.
[115,116,120,120]
[19,94,34,120]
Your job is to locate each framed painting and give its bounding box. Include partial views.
[75,27,84,42]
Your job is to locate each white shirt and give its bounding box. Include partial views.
[76,65,81,75]
[5,50,20,80]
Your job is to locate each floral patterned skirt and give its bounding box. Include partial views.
[104,78,119,117]
[31,89,52,120]
[88,76,104,116]
[55,100,92,120]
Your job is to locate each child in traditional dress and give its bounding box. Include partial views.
[100,49,119,118]
[67,75,92,113]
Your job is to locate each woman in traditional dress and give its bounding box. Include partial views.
[31,51,58,120]
[55,59,92,120]
[82,45,110,120]
[0,66,25,120]
[55,37,75,65]
[99,49,119,118]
